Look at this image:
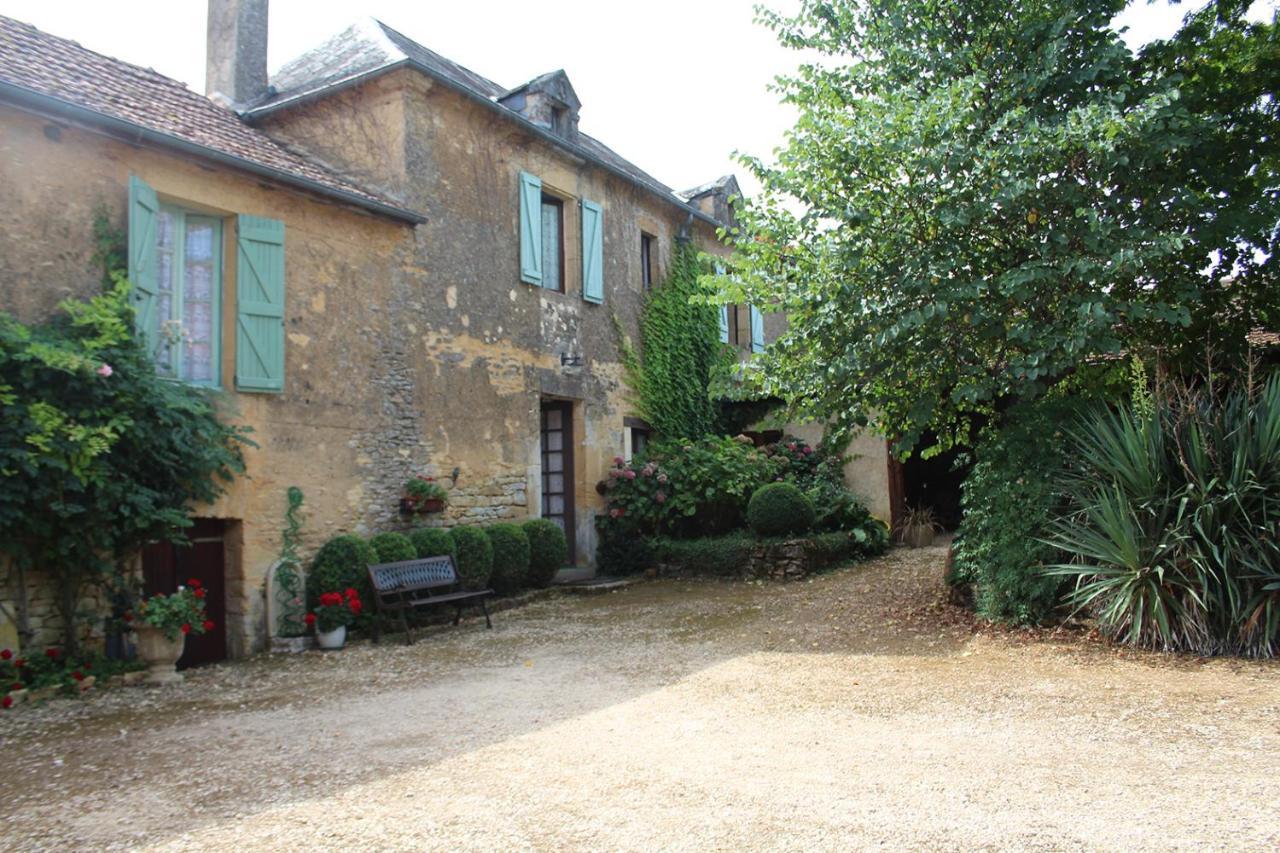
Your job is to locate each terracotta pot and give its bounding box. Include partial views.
[134,625,186,685]
[316,624,347,650]
[421,498,445,513]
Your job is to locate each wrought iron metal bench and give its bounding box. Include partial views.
[367,555,493,644]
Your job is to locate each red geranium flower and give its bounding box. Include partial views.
[350,601,363,616]
[344,588,359,600]
[11,682,22,691]
[45,648,59,660]
[202,620,215,632]
[187,578,202,589]
[71,671,84,682]
[304,613,317,626]
[0,649,10,661]
[14,659,25,669]
[180,623,192,635]
[194,588,207,599]
[2,696,12,710]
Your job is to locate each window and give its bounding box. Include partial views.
[624,417,652,462]
[541,194,564,292]
[640,233,654,290]
[150,206,222,385]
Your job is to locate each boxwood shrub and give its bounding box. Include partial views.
[485,523,531,596]
[650,531,753,577]
[746,482,816,536]
[449,525,494,589]
[368,531,416,565]
[523,518,567,587]
[307,534,376,612]
[409,527,456,560]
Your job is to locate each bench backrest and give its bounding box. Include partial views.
[368,555,459,594]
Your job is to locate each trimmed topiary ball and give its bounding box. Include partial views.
[368,531,416,565]
[409,527,456,560]
[746,482,816,537]
[522,519,567,587]
[485,523,531,596]
[449,526,494,589]
[307,534,377,608]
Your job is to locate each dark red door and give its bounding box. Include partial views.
[141,518,227,668]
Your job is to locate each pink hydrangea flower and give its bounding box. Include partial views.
[624,470,636,480]
[657,473,668,484]
[803,446,813,455]
[655,491,666,504]
[97,363,113,377]
[613,456,625,466]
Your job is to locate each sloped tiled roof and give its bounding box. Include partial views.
[250,18,721,225]
[0,15,424,223]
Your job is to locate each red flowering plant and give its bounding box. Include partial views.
[308,588,362,633]
[135,579,214,642]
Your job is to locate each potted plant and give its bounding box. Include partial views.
[306,588,362,650]
[402,475,448,514]
[898,505,943,548]
[132,580,215,685]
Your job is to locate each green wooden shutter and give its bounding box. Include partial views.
[519,171,543,285]
[719,305,730,343]
[581,199,604,304]
[749,305,765,353]
[235,215,286,392]
[127,175,160,349]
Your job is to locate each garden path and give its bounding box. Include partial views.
[1,543,1277,850]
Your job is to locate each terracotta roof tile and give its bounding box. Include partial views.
[0,15,422,222]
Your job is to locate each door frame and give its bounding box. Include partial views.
[540,399,576,564]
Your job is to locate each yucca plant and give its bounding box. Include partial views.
[1044,372,1280,657]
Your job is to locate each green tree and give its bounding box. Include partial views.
[723,0,1279,451]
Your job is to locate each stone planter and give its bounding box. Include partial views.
[134,625,186,685]
[315,625,347,650]
[5,687,28,706]
[270,636,313,654]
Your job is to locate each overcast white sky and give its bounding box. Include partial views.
[0,1,1270,198]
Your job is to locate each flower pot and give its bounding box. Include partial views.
[421,498,445,513]
[399,497,418,515]
[315,624,347,650]
[134,625,186,685]
[903,525,936,549]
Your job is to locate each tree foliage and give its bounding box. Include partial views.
[0,214,252,653]
[723,0,1280,451]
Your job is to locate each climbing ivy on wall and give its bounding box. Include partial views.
[618,241,729,440]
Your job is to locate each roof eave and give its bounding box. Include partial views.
[245,60,723,229]
[0,80,427,225]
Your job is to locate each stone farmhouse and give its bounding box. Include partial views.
[0,1,893,658]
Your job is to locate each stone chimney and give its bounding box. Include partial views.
[206,0,269,108]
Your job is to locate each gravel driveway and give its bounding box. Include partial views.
[2,543,1277,851]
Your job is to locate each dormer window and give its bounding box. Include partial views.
[498,70,581,141]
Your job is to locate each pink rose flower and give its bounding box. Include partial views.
[97,363,113,377]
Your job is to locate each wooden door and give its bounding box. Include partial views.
[141,518,227,668]
[540,401,576,563]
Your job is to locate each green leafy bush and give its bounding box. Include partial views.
[1045,374,1280,657]
[308,534,376,609]
[650,532,754,576]
[523,519,567,587]
[485,523,531,596]
[368,532,416,565]
[449,526,494,589]
[595,519,654,576]
[746,482,815,536]
[409,527,456,560]
[951,400,1078,624]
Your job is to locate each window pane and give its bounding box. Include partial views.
[153,211,177,376]
[545,430,563,452]
[179,219,219,385]
[541,200,561,291]
[544,408,562,430]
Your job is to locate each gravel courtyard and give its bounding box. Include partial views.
[2,543,1277,851]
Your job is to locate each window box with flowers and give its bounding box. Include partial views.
[306,588,362,650]
[132,580,215,685]
[401,476,449,515]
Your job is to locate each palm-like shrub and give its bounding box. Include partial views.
[1044,373,1280,657]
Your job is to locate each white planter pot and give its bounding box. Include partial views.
[134,625,186,685]
[315,625,347,650]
